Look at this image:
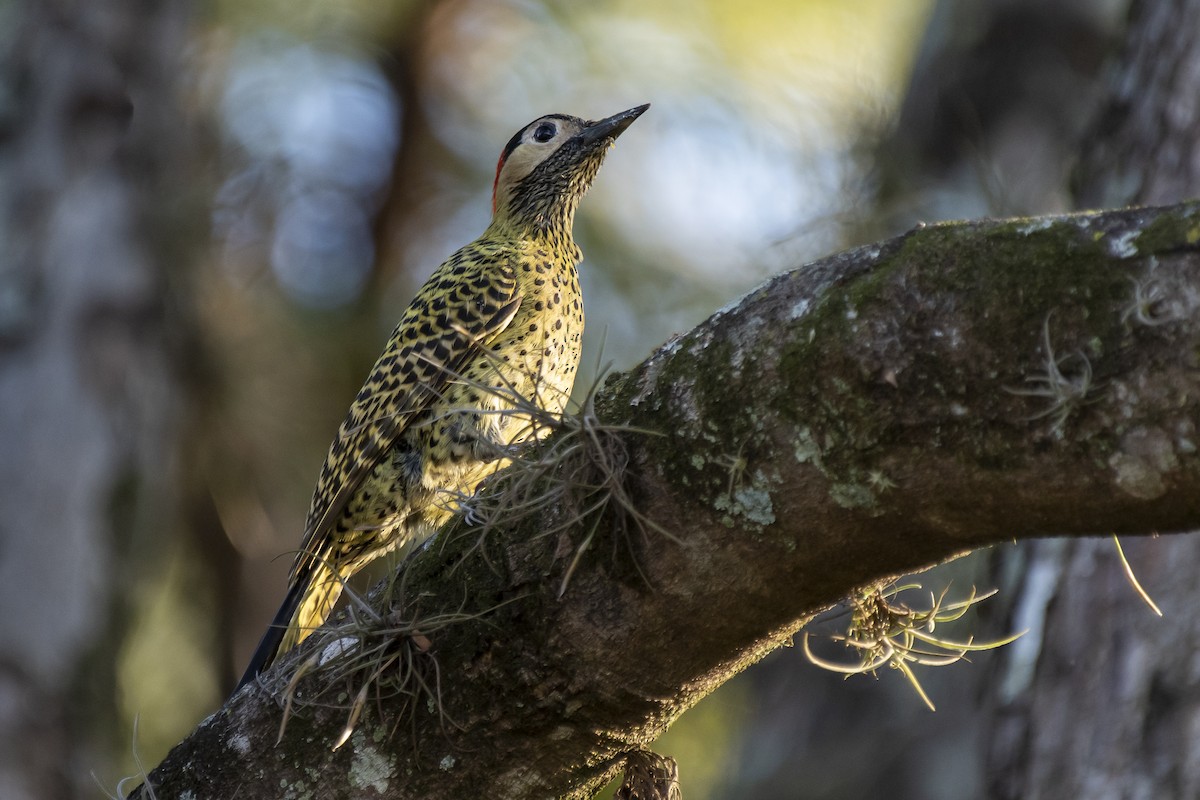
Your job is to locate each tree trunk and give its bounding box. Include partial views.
[0,1,200,797]
[983,1,1200,798]
[135,199,1200,798]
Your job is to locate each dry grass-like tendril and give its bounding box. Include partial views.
[803,582,1025,710]
[1004,314,1101,435]
[444,369,675,596]
[272,565,501,750]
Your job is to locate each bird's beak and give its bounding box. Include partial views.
[578,103,650,147]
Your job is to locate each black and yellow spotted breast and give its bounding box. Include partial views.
[290,247,522,583]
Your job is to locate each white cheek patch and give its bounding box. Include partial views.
[498,143,553,200]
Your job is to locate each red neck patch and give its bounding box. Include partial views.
[492,151,505,214]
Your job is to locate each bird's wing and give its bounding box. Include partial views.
[290,253,522,582]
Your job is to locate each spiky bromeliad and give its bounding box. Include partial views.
[238,104,649,689]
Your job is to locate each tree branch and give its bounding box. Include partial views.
[136,201,1200,799]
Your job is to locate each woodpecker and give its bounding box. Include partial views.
[238,103,649,690]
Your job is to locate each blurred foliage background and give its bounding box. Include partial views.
[1,0,1132,796]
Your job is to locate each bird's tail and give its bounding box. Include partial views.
[236,561,346,691]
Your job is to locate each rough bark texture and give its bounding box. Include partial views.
[1074,0,1200,208]
[983,1,1200,798]
[136,200,1200,799]
[0,1,196,797]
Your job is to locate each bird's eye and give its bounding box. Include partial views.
[532,122,557,143]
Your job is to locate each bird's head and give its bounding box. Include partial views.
[490,103,648,235]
